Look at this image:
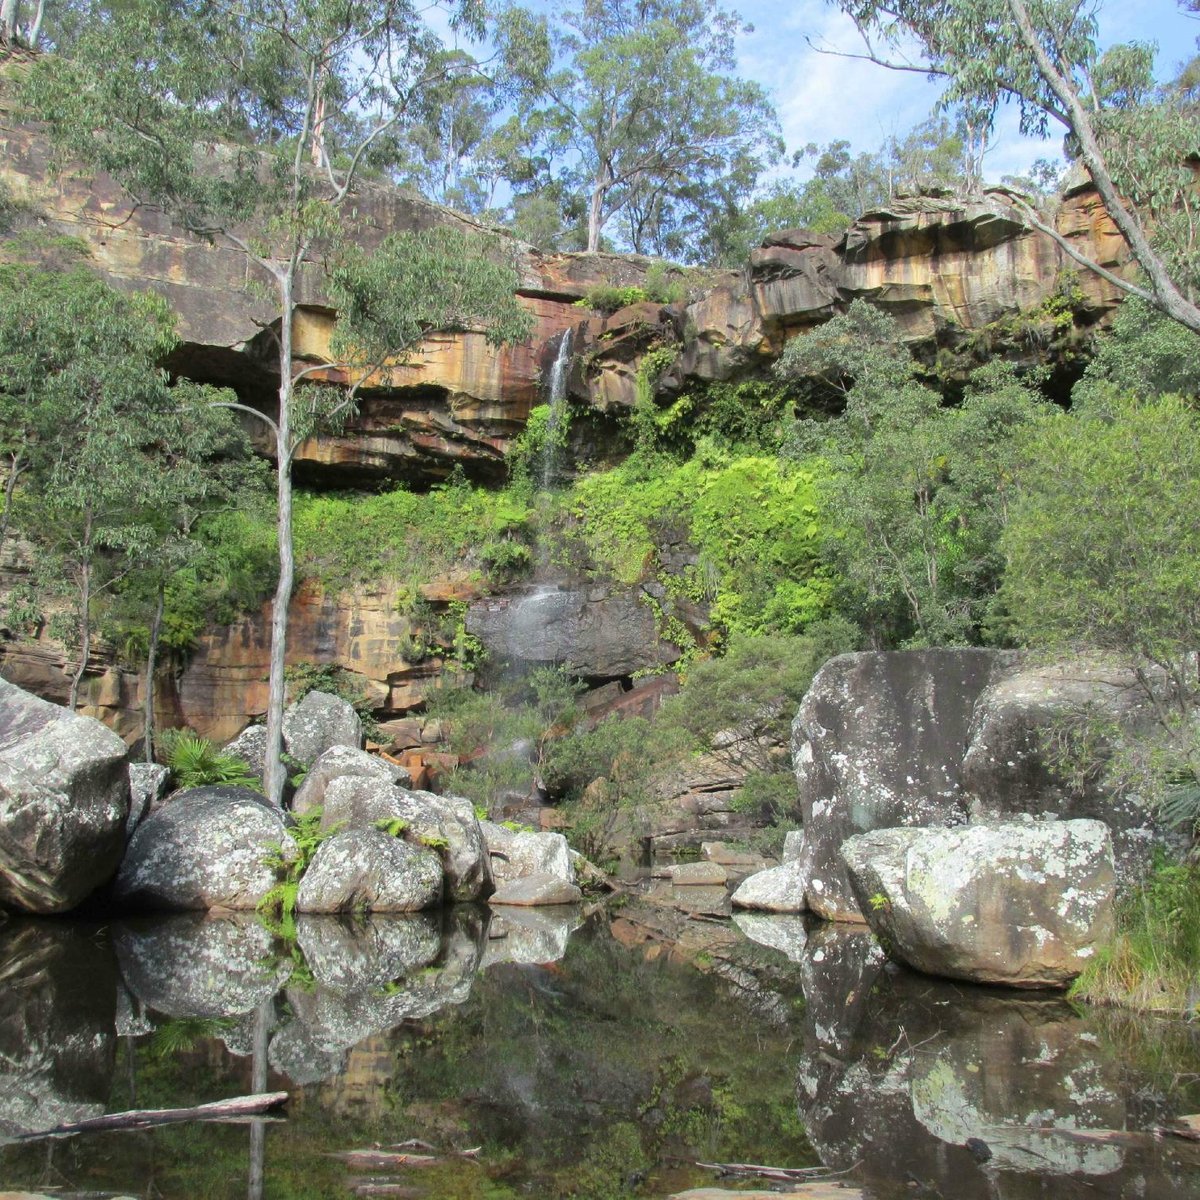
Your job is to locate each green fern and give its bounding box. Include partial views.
[374,816,408,838]
[256,807,344,937]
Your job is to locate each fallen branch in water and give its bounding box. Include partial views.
[12,1092,289,1142]
[695,1159,854,1182]
[335,1150,440,1169]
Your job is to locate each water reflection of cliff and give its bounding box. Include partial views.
[734,916,1200,1200]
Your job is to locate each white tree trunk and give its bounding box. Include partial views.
[262,272,296,806]
[1,0,20,44]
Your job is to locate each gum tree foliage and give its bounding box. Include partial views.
[832,0,1200,332]
[0,262,262,720]
[776,301,1048,646]
[497,0,782,257]
[23,0,534,801]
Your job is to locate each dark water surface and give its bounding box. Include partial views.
[1,903,1198,1199]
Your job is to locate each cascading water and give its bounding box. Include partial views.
[540,326,573,491]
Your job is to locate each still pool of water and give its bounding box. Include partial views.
[1,902,1198,1199]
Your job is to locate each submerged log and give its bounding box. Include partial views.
[11,1091,289,1141]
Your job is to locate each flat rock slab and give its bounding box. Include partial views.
[489,873,582,906]
[731,861,808,912]
[842,818,1116,987]
[658,861,729,886]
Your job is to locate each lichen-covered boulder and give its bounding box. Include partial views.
[961,659,1164,888]
[292,744,409,814]
[282,690,363,769]
[0,677,130,913]
[294,913,442,995]
[841,819,1116,987]
[295,828,442,913]
[126,762,170,836]
[791,649,1007,921]
[489,873,582,906]
[222,724,268,782]
[115,786,296,911]
[731,861,808,912]
[320,777,492,902]
[480,821,576,886]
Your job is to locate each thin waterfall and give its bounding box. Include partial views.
[540,327,573,491]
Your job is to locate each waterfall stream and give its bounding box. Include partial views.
[540,326,573,491]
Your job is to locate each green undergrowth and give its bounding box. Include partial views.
[570,445,835,640]
[293,474,535,592]
[1069,860,1200,1015]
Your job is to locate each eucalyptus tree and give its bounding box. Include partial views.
[829,0,1200,332]
[498,0,782,256]
[24,0,534,802]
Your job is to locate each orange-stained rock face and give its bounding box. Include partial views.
[1,99,1135,488]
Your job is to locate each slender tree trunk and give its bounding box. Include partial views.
[68,512,93,711]
[586,165,609,253]
[0,0,19,44]
[26,0,43,48]
[263,273,296,806]
[143,582,165,762]
[0,449,24,556]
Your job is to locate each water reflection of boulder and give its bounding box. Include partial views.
[482,904,584,967]
[0,921,117,1136]
[795,958,1200,1199]
[296,913,442,993]
[731,911,809,962]
[269,909,487,1085]
[114,913,290,1018]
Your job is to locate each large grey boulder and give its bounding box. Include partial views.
[730,861,808,912]
[292,744,408,814]
[221,692,365,787]
[295,828,443,913]
[791,649,1005,921]
[282,690,363,769]
[115,786,297,911]
[480,821,575,886]
[320,776,492,902]
[961,659,1163,887]
[0,677,130,913]
[789,650,1162,922]
[841,819,1116,988]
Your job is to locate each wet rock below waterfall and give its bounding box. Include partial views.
[841,819,1116,987]
[114,787,297,911]
[0,676,130,914]
[295,828,443,913]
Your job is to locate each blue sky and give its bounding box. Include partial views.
[733,0,1200,183]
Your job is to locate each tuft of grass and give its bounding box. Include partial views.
[1070,860,1200,1015]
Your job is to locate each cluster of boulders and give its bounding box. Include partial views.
[729,649,1163,989]
[0,678,584,919]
